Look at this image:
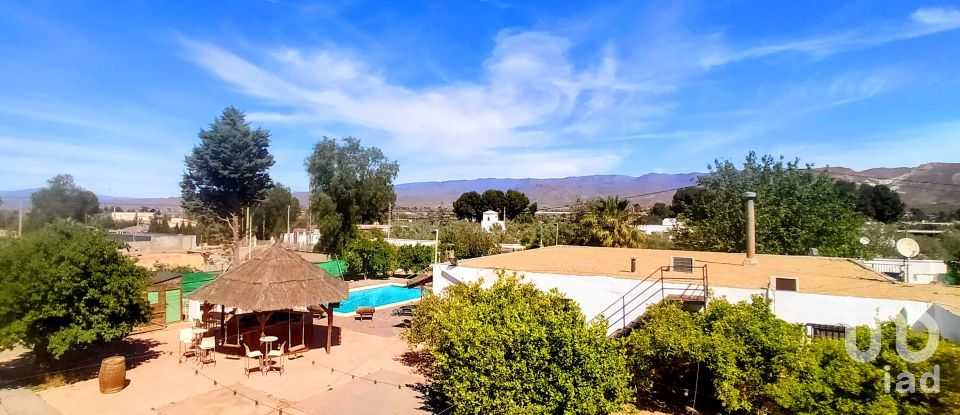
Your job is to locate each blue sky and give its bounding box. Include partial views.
[1,1,959,197]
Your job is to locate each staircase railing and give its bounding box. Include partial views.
[590,265,708,336]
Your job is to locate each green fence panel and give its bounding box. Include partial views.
[316,260,347,278]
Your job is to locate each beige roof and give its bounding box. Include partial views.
[189,245,348,312]
[458,245,960,309]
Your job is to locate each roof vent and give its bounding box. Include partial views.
[671,256,695,273]
[771,276,799,292]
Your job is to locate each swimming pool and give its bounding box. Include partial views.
[334,284,422,313]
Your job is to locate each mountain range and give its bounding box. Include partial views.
[2,163,958,211]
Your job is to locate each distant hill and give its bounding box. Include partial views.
[823,162,960,208]
[3,163,958,211]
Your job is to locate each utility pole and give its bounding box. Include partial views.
[287,205,291,234]
[555,222,559,246]
[17,199,23,238]
[387,203,393,238]
[433,229,439,264]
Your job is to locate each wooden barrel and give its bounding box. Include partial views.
[98,356,126,394]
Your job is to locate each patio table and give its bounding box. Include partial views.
[259,335,278,369]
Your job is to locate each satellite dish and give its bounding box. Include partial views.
[859,236,870,245]
[896,238,920,258]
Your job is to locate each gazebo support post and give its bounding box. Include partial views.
[256,311,274,338]
[219,307,226,346]
[325,304,334,354]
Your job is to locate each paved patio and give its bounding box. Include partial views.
[25,306,431,415]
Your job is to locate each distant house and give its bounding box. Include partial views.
[110,211,156,225]
[480,210,504,232]
[637,218,682,235]
[433,245,960,341]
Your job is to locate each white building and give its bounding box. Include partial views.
[637,218,681,235]
[110,211,156,225]
[864,258,948,284]
[432,245,960,341]
[480,210,505,232]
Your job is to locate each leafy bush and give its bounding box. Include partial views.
[627,297,960,414]
[627,297,806,412]
[395,244,433,274]
[342,233,396,277]
[0,220,151,361]
[438,220,497,259]
[405,273,630,414]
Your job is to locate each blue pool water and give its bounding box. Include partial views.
[334,285,422,313]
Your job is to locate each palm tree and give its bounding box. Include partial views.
[578,197,645,248]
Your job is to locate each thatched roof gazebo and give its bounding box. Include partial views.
[188,245,349,354]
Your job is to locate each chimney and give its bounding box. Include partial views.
[630,256,637,273]
[742,192,758,265]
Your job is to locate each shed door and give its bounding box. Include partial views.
[164,290,182,323]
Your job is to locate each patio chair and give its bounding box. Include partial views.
[243,343,263,377]
[267,342,285,375]
[391,305,417,317]
[178,328,196,363]
[198,336,216,367]
[356,306,376,320]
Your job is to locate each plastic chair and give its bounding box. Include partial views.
[198,336,216,367]
[178,328,196,363]
[243,343,263,377]
[267,342,285,375]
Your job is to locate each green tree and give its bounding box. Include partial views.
[253,183,301,239]
[0,221,151,362]
[395,244,434,274]
[27,174,99,230]
[439,220,498,259]
[306,137,399,254]
[180,107,275,264]
[857,184,905,224]
[909,208,927,221]
[342,233,396,278]
[405,273,630,415]
[148,214,172,233]
[627,297,807,413]
[480,189,507,217]
[676,153,864,256]
[452,191,483,221]
[768,339,896,414]
[572,197,645,248]
[670,187,705,219]
[505,189,531,220]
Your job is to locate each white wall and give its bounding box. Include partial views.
[386,238,437,247]
[433,264,960,342]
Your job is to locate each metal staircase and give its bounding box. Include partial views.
[590,265,709,337]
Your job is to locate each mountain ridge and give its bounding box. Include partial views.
[2,163,958,210]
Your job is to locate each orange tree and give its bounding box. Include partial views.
[0,220,150,363]
[405,273,629,415]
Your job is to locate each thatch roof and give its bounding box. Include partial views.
[188,245,349,312]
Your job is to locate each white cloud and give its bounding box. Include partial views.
[178,30,658,180]
[701,7,960,67]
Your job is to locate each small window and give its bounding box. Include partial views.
[772,276,799,292]
[808,323,846,340]
[147,291,159,304]
[671,256,694,273]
